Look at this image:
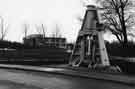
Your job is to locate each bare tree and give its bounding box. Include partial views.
[0,16,8,40]
[95,0,135,45]
[23,23,29,38]
[36,23,46,38]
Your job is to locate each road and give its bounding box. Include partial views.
[0,68,133,89]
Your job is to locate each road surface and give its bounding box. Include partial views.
[0,68,133,89]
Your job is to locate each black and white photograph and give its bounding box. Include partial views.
[0,0,134,89]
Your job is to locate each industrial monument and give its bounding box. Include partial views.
[69,5,110,68]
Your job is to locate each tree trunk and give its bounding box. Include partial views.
[123,29,128,44]
[121,8,128,45]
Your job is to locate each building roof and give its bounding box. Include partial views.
[24,34,43,39]
[24,34,66,40]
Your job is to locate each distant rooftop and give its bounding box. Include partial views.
[24,34,43,39]
[24,34,66,40]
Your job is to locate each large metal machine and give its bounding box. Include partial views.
[69,5,110,68]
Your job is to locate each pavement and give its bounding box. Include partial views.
[0,68,132,89]
[0,64,135,86]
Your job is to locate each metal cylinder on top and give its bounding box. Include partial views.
[83,5,98,31]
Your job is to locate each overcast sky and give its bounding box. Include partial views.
[0,0,114,43]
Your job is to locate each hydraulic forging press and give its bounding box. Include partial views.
[69,5,110,68]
